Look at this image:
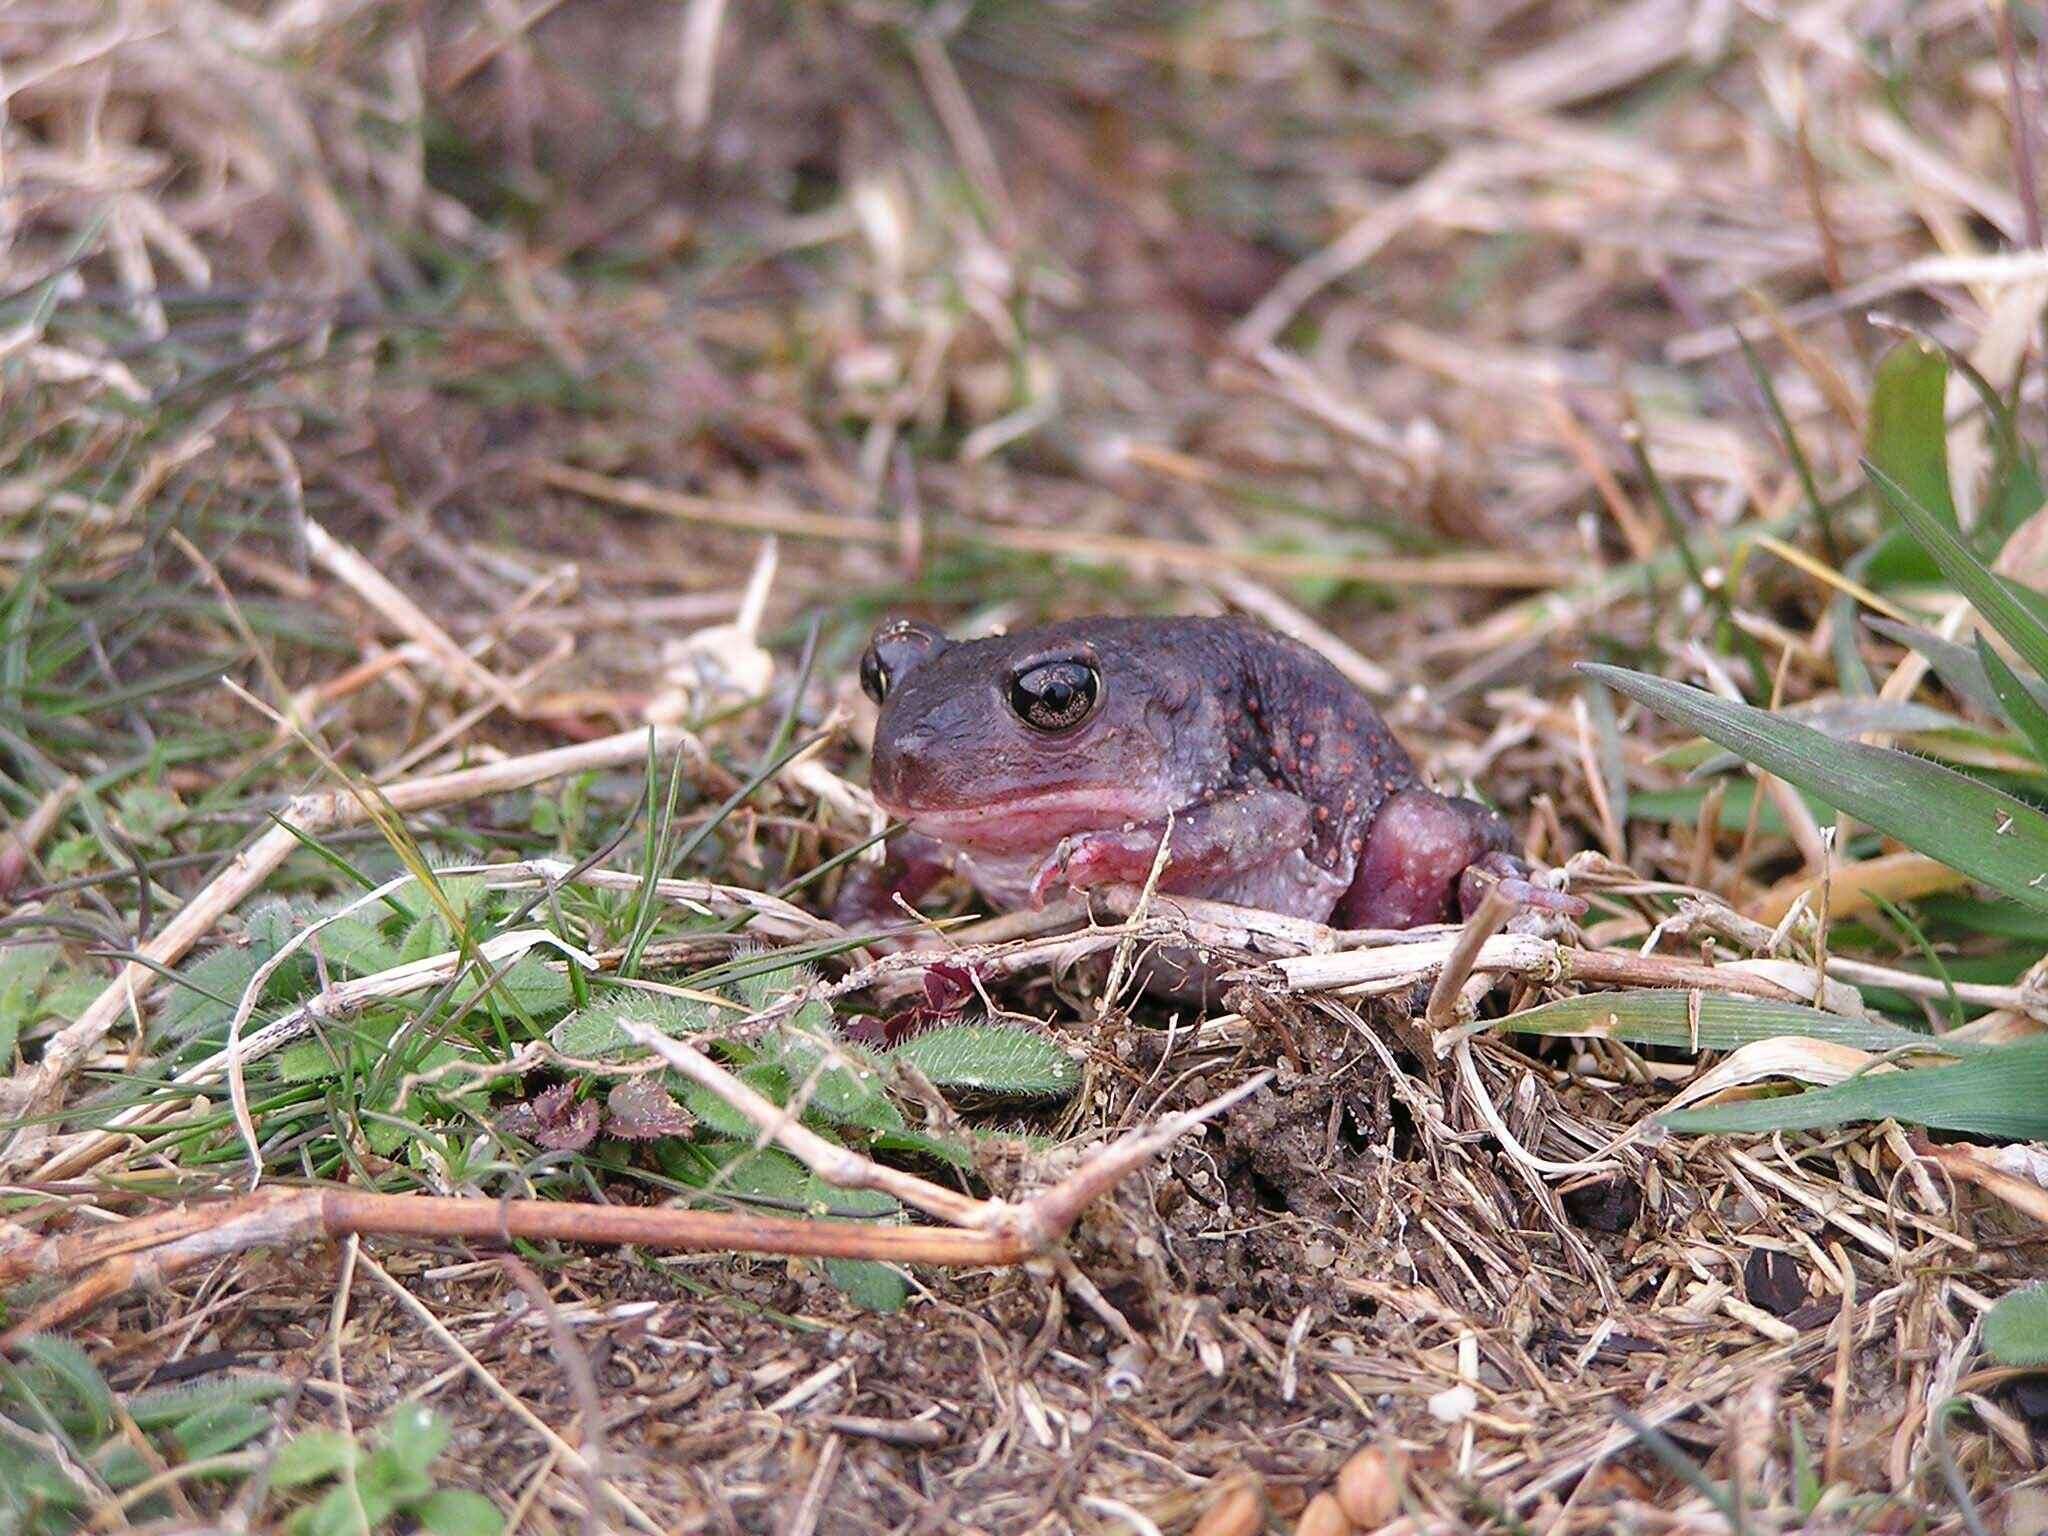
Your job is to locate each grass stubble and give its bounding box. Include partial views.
[1,1,2047,1531]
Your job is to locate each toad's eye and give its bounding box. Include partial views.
[859,646,891,705]
[1008,660,1100,733]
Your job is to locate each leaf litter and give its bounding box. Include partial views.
[1,2,2046,1532]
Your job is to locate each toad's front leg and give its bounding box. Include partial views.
[1027,789,1313,908]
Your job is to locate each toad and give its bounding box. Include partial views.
[843,615,1576,940]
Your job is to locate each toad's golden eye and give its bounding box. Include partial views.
[859,646,890,704]
[1008,660,1099,732]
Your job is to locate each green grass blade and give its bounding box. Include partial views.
[1663,1036,2048,1137]
[1866,339,1956,527]
[1974,633,2048,766]
[1740,330,1841,563]
[1503,990,1955,1055]
[1865,457,2048,681]
[1866,617,2013,717]
[1580,662,2048,912]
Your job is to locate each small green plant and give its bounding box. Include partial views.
[1581,338,2048,1139]
[528,952,1079,1312]
[151,856,1081,1312]
[270,1405,500,1536]
[1983,1285,2048,1368]
[0,1335,288,1535]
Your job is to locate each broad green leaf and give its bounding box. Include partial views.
[1976,634,2048,766]
[416,1489,506,1536]
[275,1013,405,1083]
[699,1143,810,1203]
[4,1334,115,1442]
[549,990,711,1060]
[0,1438,86,1517]
[493,954,572,1018]
[677,1061,791,1142]
[317,916,401,977]
[872,1126,974,1168]
[360,1446,434,1508]
[1580,663,2048,912]
[392,875,485,926]
[1867,458,2048,681]
[127,1373,290,1430]
[803,1172,897,1221]
[1663,1036,2048,1138]
[172,1401,274,1461]
[98,1442,153,1493]
[1503,991,1957,1055]
[381,1404,451,1479]
[0,942,56,1061]
[1866,340,1955,526]
[692,1148,905,1310]
[772,1027,903,1132]
[398,910,449,964]
[732,957,823,1014]
[269,1428,358,1488]
[293,1457,418,1536]
[888,1024,1080,1098]
[824,1258,908,1313]
[161,938,295,1045]
[1984,1286,2048,1367]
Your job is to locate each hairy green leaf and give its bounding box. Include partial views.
[127,1373,290,1430]
[1984,1286,2048,1367]
[270,1429,357,1488]
[416,1488,506,1536]
[888,1024,1080,1098]
[825,1258,908,1314]
[4,1334,115,1443]
[549,990,712,1061]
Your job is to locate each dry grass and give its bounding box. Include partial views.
[2,1,2046,1532]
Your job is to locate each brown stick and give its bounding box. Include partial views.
[3,1073,1269,1347]
[304,519,519,709]
[1911,1136,2048,1226]
[0,1189,1021,1348]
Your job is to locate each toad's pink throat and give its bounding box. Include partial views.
[886,787,1170,855]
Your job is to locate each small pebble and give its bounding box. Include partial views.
[1743,1248,1806,1318]
[1562,1176,1641,1233]
[1335,1445,1406,1528]
[1190,1477,1265,1536]
[1295,1490,1353,1536]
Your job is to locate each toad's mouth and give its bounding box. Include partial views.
[883,787,1169,855]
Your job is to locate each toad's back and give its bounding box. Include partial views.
[855,614,1548,931]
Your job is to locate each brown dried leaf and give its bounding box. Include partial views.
[604,1076,698,1141]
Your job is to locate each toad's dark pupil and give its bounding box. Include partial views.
[1010,660,1099,732]
[859,648,890,704]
